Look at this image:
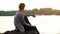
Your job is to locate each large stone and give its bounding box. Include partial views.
[3,30,38,34]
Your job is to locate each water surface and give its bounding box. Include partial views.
[0,15,60,34]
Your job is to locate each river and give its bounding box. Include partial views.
[0,15,60,34]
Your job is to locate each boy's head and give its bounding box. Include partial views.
[19,3,25,11]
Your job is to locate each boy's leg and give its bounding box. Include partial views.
[24,25,40,34]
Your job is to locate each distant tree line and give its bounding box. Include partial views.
[0,11,17,16]
[0,10,32,16]
[0,8,60,16]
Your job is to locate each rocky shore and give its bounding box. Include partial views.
[1,30,38,34]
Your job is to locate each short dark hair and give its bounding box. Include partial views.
[19,3,25,10]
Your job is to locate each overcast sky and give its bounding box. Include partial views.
[0,0,60,11]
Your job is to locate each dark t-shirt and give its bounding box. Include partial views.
[14,11,31,32]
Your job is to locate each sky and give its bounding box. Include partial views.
[0,0,60,11]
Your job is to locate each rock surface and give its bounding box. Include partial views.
[3,30,38,34]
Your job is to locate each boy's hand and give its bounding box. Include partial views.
[32,15,36,17]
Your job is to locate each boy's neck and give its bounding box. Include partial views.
[19,10,24,12]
